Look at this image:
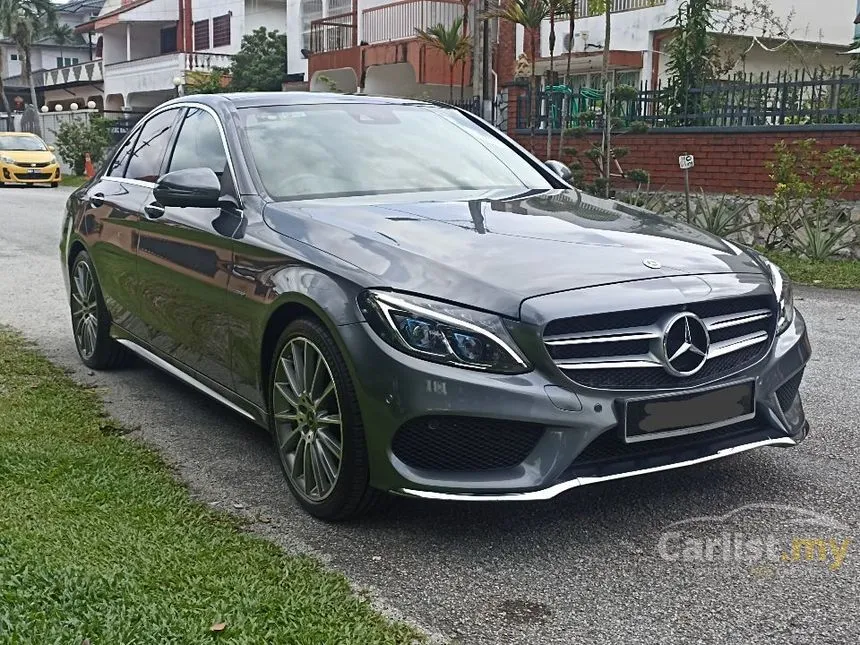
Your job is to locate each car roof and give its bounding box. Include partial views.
[171,92,429,110]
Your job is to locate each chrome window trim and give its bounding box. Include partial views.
[104,101,239,191]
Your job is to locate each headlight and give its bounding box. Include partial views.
[358,290,530,374]
[757,256,794,334]
[0,155,15,164]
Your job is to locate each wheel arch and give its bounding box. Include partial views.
[258,289,362,411]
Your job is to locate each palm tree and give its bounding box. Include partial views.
[415,18,471,103]
[544,0,566,157]
[459,0,470,100]
[0,0,58,131]
[485,0,548,150]
[50,22,75,67]
[557,0,575,158]
[601,0,611,197]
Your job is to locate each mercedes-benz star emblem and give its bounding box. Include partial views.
[643,258,661,269]
[661,312,710,377]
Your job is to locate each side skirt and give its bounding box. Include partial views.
[111,326,269,429]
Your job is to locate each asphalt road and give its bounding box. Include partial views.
[2,186,858,644]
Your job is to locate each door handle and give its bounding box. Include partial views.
[89,192,104,208]
[144,202,165,219]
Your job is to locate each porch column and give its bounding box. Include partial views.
[126,23,131,61]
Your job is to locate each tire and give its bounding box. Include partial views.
[268,318,384,521]
[69,250,130,370]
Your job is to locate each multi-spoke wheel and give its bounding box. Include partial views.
[68,251,129,369]
[269,318,383,520]
[71,261,99,361]
[273,337,343,502]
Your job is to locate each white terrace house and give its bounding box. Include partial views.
[76,0,285,111]
[533,0,859,91]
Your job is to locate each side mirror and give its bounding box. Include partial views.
[545,160,573,181]
[48,145,55,152]
[153,167,221,208]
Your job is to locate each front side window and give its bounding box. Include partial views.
[107,132,138,177]
[239,104,553,201]
[167,108,227,175]
[0,135,46,151]
[124,109,179,183]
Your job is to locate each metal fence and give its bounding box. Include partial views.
[516,68,860,130]
[448,92,509,130]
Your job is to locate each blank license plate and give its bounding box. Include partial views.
[622,381,755,443]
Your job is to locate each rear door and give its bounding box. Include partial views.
[135,106,237,388]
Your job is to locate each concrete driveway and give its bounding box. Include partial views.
[1,186,858,644]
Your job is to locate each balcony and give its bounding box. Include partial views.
[362,0,461,45]
[103,52,233,102]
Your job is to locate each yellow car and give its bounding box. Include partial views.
[0,132,61,187]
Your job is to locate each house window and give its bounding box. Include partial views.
[300,0,323,51]
[10,53,17,61]
[212,14,231,47]
[161,24,178,54]
[194,20,210,50]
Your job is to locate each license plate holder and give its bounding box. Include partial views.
[621,380,756,443]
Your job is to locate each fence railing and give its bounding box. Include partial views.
[362,0,462,45]
[515,69,860,130]
[310,11,357,53]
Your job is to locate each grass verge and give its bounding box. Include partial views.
[59,175,88,187]
[0,330,421,644]
[765,251,860,290]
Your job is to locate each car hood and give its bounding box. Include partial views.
[0,149,53,164]
[262,189,764,318]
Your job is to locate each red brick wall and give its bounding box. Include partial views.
[511,128,860,199]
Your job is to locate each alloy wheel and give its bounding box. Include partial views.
[71,261,98,360]
[273,337,344,502]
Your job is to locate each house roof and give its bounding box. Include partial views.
[74,0,154,33]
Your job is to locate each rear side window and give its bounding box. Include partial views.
[167,108,228,176]
[106,132,138,177]
[124,109,180,183]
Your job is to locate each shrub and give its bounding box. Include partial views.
[758,139,860,258]
[53,116,113,176]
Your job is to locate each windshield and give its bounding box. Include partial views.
[239,103,553,201]
[0,135,46,151]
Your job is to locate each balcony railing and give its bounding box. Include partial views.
[185,52,233,71]
[571,0,665,18]
[2,60,103,89]
[310,11,357,54]
[362,0,461,45]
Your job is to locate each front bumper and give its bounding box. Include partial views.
[341,306,811,500]
[0,162,60,184]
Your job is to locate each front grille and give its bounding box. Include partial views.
[776,369,804,411]
[392,416,544,472]
[15,161,51,168]
[14,172,53,181]
[544,295,776,390]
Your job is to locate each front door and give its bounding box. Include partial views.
[135,106,236,388]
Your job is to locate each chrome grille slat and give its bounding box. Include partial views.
[704,309,772,331]
[544,296,776,390]
[544,328,660,346]
[707,331,769,359]
[557,357,663,370]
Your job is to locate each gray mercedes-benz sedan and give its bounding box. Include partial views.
[60,93,810,520]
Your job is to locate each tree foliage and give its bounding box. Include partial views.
[415,18,471,102]
[665,0,716,115]
[229,27,287,92]
[54,117,112,176]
